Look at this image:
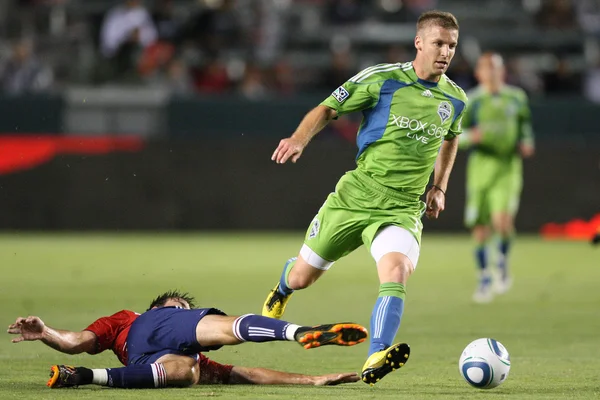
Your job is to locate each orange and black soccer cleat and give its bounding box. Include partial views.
[47,365,80,388]
[294,323,368,349]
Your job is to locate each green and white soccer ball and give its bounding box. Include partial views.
[459,338,511,389]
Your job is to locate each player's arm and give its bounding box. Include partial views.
[228,366,360,386]
[517,91,534,158]
[272,105,337,164]
[272,67,380,164]
[197,355,359,386]
[7,316,97,354]
[425,137,459,219]
[433,137,459,193]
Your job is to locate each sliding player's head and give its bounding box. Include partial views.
[475,52,505,87]
[147,290,196,311]
[414,10,459,80]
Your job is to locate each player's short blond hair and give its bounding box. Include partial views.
[417,10,459,34]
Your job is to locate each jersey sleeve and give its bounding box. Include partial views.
[320,67,383,116]
[446,98,468,140]
[461,94,477,129]
[517,90,534,147]
[84,310,132,355]
[456,92,477,148]
[198,354,234,384]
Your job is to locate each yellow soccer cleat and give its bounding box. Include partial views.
[262,283,293,319]
[361,343,410,385]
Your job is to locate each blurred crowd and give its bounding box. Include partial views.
[0,0,597,101]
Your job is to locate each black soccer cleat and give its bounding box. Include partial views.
[47,365,80,388]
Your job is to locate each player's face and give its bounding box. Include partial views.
[415,25,458,79]
[475,55,505,86]
[164,298,191,309]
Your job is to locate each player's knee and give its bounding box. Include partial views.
[173,366,197,387]
[164,360,198,387]
[394,259,415,279]
[378,253,414,283]
[493,215,513,236]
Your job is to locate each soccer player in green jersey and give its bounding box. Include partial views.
[459,52,534,303]
[261,10,467,385]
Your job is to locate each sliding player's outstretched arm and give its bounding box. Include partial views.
[7,316,96,354]
[228,366,359,386]
[198,353,358,386]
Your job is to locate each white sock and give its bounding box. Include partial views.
[91,369,109,386]
[284,323,301,341]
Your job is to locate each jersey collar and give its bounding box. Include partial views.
[406,63,440,88]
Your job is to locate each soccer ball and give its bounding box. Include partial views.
[459,338,511,389]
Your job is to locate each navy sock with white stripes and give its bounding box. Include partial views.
[368,282,406,356]
[102,364,167,388]
[232,314,300,343]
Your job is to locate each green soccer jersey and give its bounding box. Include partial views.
[320,62,468,197]
[460,85,534,157]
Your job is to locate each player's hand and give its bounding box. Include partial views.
[425,187,445,220]
[519,143,534,158]
[313,372,360,386]
[7,316,46,342]
[271,137,306,164]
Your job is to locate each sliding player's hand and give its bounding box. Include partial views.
[272,137,305,164]
[313,372,360,386]
[7,316,46,342]
[425,187,445,219]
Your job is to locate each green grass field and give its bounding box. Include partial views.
[1,233,598,399]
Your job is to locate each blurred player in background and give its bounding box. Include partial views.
[459,52,534,303]
[262,10,467,385]
[8,290,364,389]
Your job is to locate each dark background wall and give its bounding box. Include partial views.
[0,138,596,232]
